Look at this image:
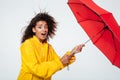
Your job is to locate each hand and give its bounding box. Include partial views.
[70,44,85,55]
[60,54,71,65]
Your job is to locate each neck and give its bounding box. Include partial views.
[39,39,47,44]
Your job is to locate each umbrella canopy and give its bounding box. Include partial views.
[68,0,120,68]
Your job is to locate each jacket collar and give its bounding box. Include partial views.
[33,35,48,45]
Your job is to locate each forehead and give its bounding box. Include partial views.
[36,20,47,25]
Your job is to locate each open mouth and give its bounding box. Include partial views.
[41,33,47,36]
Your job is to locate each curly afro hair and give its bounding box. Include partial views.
[21,12,57,43]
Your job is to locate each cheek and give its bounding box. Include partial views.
[37,29,42,33]
[35,30,41,35]
[46,29,48,33]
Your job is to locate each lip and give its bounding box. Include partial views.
[41,33,47,35]
[40,33,48,38]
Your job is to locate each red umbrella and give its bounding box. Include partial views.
[68,0,120,68]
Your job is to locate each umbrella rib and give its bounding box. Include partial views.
[81,3,100,18]
[85,27,118,53]
[93,28,106,44]
[108,29,117,52]
[79,19,103,23]
[84,26,106,44]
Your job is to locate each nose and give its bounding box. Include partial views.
[42,26,48,32]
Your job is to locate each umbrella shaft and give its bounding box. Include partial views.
[84,39,91,44]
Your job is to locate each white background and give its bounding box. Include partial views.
[0,0,120,80]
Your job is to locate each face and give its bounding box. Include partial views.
[32,20,48,42]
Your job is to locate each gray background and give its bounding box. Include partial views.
[0,0,120,80]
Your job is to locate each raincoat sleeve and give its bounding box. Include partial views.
[20,41,64,79]
[50,45,76,67]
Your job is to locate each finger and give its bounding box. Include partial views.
[79,44,85,49]
[77,44,84,51]
[80,44,85,47]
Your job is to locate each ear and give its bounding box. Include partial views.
[32,27,36,33]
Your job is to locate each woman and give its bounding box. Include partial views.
[17,12,84,80]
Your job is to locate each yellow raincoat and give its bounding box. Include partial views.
[17,36,75,80]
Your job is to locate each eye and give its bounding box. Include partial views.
[38,26,42,29]
[44,25,48,29]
